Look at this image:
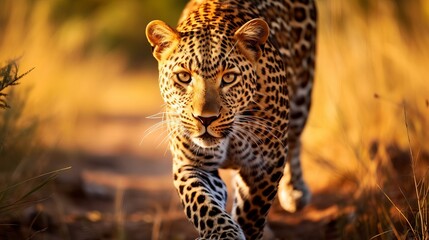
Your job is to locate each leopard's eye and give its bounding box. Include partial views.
[176,72,192,84]
[222,72,238,86]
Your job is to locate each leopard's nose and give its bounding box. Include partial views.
[193,114,219,127]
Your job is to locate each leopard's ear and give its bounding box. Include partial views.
[234,18,269,63]
[146,20,180,61]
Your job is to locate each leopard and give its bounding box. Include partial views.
[146,0,316,239]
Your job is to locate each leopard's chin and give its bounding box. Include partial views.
[192,132,224,148]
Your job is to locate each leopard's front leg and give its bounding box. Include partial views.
[232,158,286,240]
[173,164,245,240]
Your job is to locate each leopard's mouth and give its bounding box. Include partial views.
[192,131,223,148]
[197,131,216,139]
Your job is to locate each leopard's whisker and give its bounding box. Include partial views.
[140,120,173,145]
[224,40,239,60]
[234,119,284,147]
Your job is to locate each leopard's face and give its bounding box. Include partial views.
[147,18,269,148]
[158,37,257,148]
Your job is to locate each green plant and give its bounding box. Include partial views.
[0,60,34,109]
[0,60,69,239]
[0,61,37,172]
[0,167,71,215]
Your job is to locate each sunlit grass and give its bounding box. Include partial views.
[0,61,72,239]
[0,0,163,150]
[0,167,71,215]
[303,1,429,238]
[304,0,428,183]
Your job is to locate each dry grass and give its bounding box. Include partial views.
[302,1,429,239]
[305,0,429,173]
[0,0,163,150]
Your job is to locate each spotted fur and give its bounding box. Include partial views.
[146,0,316,239]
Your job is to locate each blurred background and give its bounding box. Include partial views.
[0,0,428,239]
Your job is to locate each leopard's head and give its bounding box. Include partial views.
[146,18,269,148]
